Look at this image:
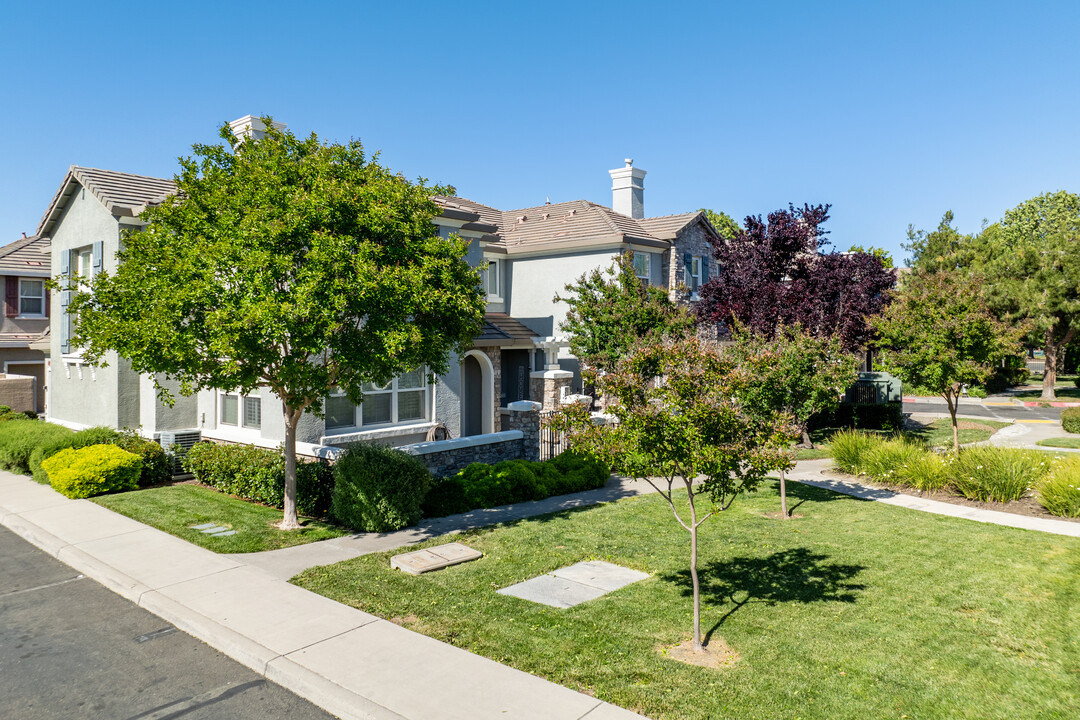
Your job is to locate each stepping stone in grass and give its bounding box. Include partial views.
[391,542,483,575]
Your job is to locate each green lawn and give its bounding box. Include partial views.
[93,484,348,553]
[292,483,1080,720]
[1037,437,1080,449]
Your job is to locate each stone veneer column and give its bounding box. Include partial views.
[505,400,541,462]
[530,370,572,411]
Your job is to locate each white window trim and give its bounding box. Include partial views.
[325,370,433,433]
[218,391,262,431]
[632,251,651,279]
[17,278,46,318]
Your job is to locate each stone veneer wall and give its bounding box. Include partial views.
[398,401,540,477]
[479,346,502,432]
[665,221,715,302]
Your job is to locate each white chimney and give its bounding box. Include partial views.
[608,158,646,219]
[228,115,288,142]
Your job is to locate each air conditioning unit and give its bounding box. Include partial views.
[157,430,202,476]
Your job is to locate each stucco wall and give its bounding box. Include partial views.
[507,249,623,339]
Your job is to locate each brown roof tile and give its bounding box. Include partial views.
[0,235,51,277]
[37,166,176,236]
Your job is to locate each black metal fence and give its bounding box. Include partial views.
[539,410,569,461]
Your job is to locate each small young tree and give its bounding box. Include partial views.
[552,337,790,652]
[555,252,695,375]
[872,272,1023,453]
[726,324,860,517]
[67,119,485,529]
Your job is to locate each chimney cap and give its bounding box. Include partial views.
[624,158,633,167]
[228,115,288,142]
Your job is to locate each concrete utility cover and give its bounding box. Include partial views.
[189,524,235,537]
[498,561,650,609]
[391,542,483,575]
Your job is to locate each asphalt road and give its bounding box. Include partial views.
[904,398,1063,422]
[0,526,334,720]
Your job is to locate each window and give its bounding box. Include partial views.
[325,369,430,430]
[19,279,44,316]
[221,394,238,425]
[684,256,703,292]
[77,248,93,280]
[632,251,650,279]
[220,393,260,429]
[482,259,501,299]
[243,396,261,429]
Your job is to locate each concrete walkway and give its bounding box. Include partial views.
[0,471,644,720]
[906,409,1080,452]
[235,475,662,580]
[787,458,1080,538]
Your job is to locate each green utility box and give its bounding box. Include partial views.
[844,372,903,405]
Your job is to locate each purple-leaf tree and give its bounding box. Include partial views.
[696,204,895,351]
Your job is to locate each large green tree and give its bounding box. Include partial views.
[552,337,789,652]
[555,252,695,375]
[984,192,1080,399]
[726,324,860,517]
[872,272,1022,452]
[699,208,742,242]
[68,119,485,528]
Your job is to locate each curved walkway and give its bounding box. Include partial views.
[787,458,1080,538]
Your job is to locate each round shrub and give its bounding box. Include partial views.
[29,426,121,484]
[1038,457,1080,517]
[113,430,171,486]
[550,450,610,491]
[331,444,430,532]
[1061,407,1080,434]
[42,445,142,499]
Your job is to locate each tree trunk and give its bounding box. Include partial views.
[1042,328,1058,401]
[688,487,702,651]
[945,389,960,454]
[798,427,814,449]
[281,404,301,530]
[779,468,789,519]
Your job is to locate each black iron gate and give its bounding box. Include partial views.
[539,410,569,461]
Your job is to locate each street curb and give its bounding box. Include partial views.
[0,474,646,720]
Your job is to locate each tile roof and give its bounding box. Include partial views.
[37,166,176,237]
[473,313,540,346]
[0,235,51,277]
[637,212,705,240]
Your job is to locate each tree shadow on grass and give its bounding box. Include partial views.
[661,548,867,645]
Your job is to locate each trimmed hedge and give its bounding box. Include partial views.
[0,420,76,475]
[1062,407,1080,434]
[421,449,611,518]
[42,445,142,499]
[181,442,335,518]
[331,444,430,532]
[113,431,171,486]
[28,427,170,487]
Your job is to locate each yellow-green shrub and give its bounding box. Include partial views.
[42,445,142,499]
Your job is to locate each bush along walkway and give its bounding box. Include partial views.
[789,458,1080,537]
[232,473,668,580]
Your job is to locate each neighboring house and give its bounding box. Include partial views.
[36,118,718,455]
[0,235,51,412]
[36,165,192,434]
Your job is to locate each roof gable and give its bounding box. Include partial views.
[37,165,176,237]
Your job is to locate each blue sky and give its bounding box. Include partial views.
[2,1,1077,262]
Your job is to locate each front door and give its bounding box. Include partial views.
[461,354,483,436]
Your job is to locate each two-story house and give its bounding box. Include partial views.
[36,118,719,455]
[0,235,51,412]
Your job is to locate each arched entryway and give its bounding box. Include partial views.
[461,350,494,436]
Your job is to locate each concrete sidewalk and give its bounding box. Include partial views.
[0,471,644,720]
[788,459,1080,538]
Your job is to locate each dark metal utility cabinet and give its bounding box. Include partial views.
[844,372,903,405]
